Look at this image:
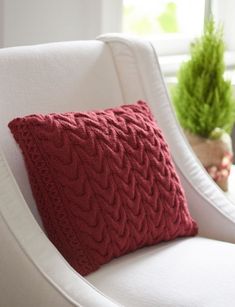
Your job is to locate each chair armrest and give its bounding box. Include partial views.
[99,34,235,243]
[0,149,120,307]
[226,165,235,203]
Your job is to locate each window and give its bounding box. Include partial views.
[122,0,235,86]
[122,0,206,56]
[123,0,205,38]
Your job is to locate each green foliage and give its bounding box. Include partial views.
[157,2,178,33]
[172,17,235,138]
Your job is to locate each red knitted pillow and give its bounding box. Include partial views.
[9,101,198,276]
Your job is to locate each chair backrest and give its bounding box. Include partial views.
[0,39,147,225]
[1,34,235,242]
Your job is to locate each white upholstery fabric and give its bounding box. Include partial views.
[0,149,120,307]
[0,41,123,225]
[1,35,235,307]
[100,34,235,243]
[0,40,125,307]
[87,237,235,307]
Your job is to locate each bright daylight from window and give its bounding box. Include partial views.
[123,0,205,38]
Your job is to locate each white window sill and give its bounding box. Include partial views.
[159,51,235,87]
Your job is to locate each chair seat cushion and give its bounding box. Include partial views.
[87,237,235,307]
[8,101,197,276]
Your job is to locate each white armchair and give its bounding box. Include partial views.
[1,34,235,307]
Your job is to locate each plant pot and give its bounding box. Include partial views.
[184,131,233,191]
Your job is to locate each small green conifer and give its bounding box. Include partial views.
[172,17,235,138]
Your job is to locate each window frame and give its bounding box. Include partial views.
[121,0,211,56]
[102,0,235,83]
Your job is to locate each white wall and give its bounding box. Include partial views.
[0,0,3,47]
[4,0,84,46]
[0,0,122,47]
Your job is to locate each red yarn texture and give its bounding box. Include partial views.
[9,101,198,276]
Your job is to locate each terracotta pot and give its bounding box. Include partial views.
[185,131,233,191]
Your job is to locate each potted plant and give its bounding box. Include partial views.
[172,17,235,191]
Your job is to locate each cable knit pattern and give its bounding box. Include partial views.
[9,101,198,276]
